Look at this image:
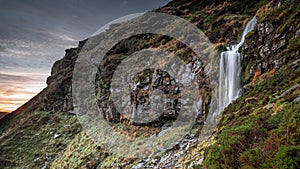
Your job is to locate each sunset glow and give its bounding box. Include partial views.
[0,0,169,114]
[0,71,47,112]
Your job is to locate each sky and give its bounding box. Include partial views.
[0,0,170,112]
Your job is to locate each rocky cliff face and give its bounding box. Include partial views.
[0,0,299,168]
[12,0,267,116]
[13,0,266,114]
[242,0,300,85]
[11,40,86,114]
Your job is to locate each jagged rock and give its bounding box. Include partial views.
[258,22,274,42]
[274,34,287,49]
[241,11,298,84]
[11,40,87,114]
[130,134,198,168]
[259,44,271,58]
[273,59,280,70]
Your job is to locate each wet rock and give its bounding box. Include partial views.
[278,84,299,99]
[256,63,262,74]
[262,62,268,72]
[277,35,287,49]
[295,29,300,37]
[258,22,274,42]
[259,44,271,58]
[53,133,61,139]
[131,134,199,168]
[293,97,300,102]
[249,66,255,76]
[188,158,203,168]
[163,77,171,86]
[127,69,184,124]
[115,164,122,169]
[289,59,300,66]
[264,103,275,110]
[273,59,280,70]
[131,162,144,169]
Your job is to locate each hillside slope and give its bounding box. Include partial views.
[0,0,299,168]
[0,112,7,120]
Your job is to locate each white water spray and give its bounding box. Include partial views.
[218,17,257,113]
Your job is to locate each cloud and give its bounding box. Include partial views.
[0,0,171,112]
[0,78,46,112]
[0,35,76,112]
[49,32,78,43]
[0,38,76,71]
[0,98,29,103]
[2,89,36,96]
[0,45,5,52]
[0,73,34,82]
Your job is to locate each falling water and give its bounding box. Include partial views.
[199,17,257,141]
[218,17,257,113]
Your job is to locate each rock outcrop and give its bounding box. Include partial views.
[11,40,86,114]
[241,0,300,85]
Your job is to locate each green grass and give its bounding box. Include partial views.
[0,111,81,168]
[203,63,300,169]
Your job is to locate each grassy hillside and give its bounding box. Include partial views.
[0,111,81,168]
[203,63,300,168]
[0,112,8,120]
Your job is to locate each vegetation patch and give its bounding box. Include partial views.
[203,64,300,169]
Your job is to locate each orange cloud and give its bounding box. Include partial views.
[0,72,46,112]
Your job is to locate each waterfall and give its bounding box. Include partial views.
[199,17,257,141]
[218,17,257,113]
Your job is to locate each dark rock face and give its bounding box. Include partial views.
[258,22,274,43]
[41,44,82,112]
[129,69,181,119]
[95,35,210,125]
[12,40,87,114]
[13,31,208,127]
[241,16,299,84]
